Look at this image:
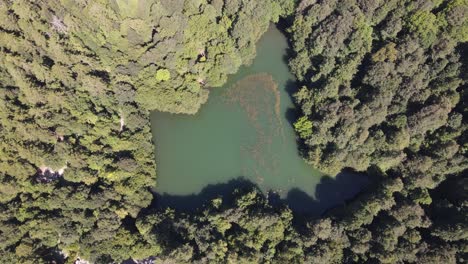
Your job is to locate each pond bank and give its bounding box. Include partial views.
[150,25,368,214]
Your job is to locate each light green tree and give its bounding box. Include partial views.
[155,69,171,81]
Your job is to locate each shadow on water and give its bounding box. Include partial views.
[276,17,296,67]
[275,18,303,129]
[153,170,370,217]
[283,78,311,158]
[153,178,258,212]
[284,79,301,127]
[286,170,370,216]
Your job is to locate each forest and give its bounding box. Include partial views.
[0,0,466,263]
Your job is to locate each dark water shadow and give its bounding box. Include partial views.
[287,169,370,217]
[152,170,370,217]
[152,178,258,212]
[284,79,301,126]
[275,19,296,68]
[283,78,311,158]
[273,20,303,129]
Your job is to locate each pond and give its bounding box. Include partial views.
[150,25,368,214]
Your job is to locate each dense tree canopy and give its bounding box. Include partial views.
[0,0,466,263]
[289,0,467,175]
[285,0,468,262]
[0,0,287,262]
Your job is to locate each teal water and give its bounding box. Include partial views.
[151,25,324,199]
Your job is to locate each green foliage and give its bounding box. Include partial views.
[372,42,398,62]
[294,116,313,138]
[0,0,292,262]
[0,0,466,263]
[288,0,466,176]
[283,1,468,262]
[407,10,441,46]
[155,69,171,82]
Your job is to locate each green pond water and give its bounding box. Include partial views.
[151,25,368,213]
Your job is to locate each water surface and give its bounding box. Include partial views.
[151,25,368,213]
